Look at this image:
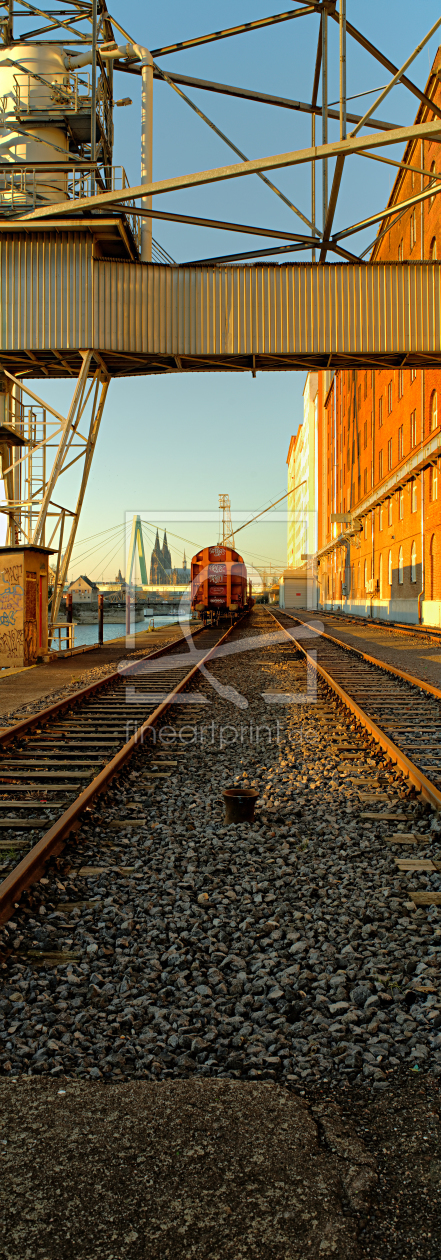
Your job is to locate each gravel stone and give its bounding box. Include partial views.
[1,607,440,1095]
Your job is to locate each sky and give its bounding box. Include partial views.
[7,1,441,582]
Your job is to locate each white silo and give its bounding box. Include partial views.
[0,43,76,206]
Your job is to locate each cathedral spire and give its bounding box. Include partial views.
[162,529,172,581]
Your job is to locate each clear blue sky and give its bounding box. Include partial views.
[14,2,441,580]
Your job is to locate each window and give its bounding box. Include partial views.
[387,380,393,414]
[379,449,383,479]
[430,464,438,502]
[399,490,404,520]
[411,367,417,383]
[388,498,393,527]
[411,479,418,513]
[364,516,368,540]
[398,238,403,262]
[378,396,383,428]
[388,549,393,586]
[387,438,393,471]
[410,409,417,448]
[410,541,417,583]
[363,468,368,493]
[364,371,368,400]
[363,559,367,590]
[363,419,368,450]
[398,369,404,399]
[358,384,361,411]
[430,236,437,260]
[398,545,404,584]
[430,390,438,431]
[370,460,374,488]
[379,506,383,531]
[430,160,437,208]
[430,534,436,600]
[410,207,417,250]
[398,424,404,460]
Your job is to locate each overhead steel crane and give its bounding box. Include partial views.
[0,0,440,636]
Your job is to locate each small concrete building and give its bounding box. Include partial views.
[279,567,317,610]
[0,544,54,668]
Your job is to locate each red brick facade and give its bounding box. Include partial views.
[316,52,441,624]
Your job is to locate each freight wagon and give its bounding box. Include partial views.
[191,544,252,619]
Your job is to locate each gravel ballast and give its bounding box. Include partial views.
[1,607,440,1257]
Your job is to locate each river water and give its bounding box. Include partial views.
[57,615,184,650]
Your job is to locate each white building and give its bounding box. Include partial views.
[286,373,319,568]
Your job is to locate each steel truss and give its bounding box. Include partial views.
[0,352,109,638]
[0,0,440,619]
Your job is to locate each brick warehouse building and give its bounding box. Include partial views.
[309,51,441,625]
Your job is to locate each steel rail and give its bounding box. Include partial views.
[271,610,441,812]
[0,616,244,924]
[311,607,441,642]
[0,624,205,748]
[278,609,441,703]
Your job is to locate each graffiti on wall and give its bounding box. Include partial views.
[0,564,24,629]
[0,627,24,660]
[0,562,24,662]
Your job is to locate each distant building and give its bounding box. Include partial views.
[150,528,169,584]
[150,532,190,586]
[171,550,191,585]
[67,575,99,604]
[287,373,319,569]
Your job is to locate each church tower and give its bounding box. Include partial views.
[162,530,172,583]
[150,528,162,585]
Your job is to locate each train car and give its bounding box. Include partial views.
[191,544,252,619]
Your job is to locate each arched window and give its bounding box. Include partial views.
[398,545,404,585]
[430,237,437,260]
[388,550,393,587]
[379,552,383,598]
[430,534,436,600]
[410,541,417,583]
[430,161,437,209]
[431,390,438,431]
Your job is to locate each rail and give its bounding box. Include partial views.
[0,615,244,925]
[271,609,441,812]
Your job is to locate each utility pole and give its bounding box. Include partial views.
[219,494,235,547]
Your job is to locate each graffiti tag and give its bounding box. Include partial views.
[0,628,23,659]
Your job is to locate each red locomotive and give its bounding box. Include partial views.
[191,544,252,619]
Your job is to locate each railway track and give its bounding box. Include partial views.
[272,609,441,811]
[1,603,440,1105]
[0,617,241,923]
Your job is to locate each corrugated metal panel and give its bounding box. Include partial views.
[1,242,441,359]
[0,233,92,349]
[94,260,441,357]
